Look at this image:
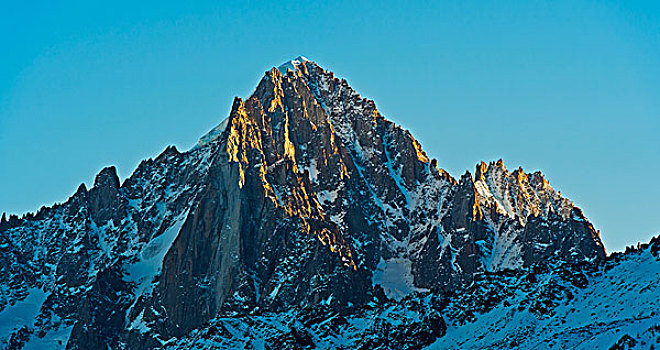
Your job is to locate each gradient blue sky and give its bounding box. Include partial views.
[1,1,658,252]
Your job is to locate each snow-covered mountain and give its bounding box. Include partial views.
[0,57,654,349]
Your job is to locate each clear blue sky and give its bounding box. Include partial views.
[1,1,658,252]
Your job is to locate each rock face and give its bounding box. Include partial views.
[0,57,613,349]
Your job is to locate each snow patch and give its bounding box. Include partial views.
[372,258,427,300]
[125,210,189,316]
[431,249,660,349]
[23,324,73,350]
[128,309,150,334]
[0,288,47,341]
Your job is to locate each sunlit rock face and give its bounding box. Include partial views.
[0,58,610,349]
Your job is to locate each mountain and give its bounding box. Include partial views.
[0,57,654,350]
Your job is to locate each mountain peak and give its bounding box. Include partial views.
[278,55,310,73]
[0,58,614,349]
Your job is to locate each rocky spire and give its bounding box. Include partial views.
[0,212,6,230]
[88,165,125,225]
[475,161,488,181]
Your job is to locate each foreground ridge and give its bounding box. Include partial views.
[1,57,642,350]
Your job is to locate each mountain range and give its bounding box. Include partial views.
[0,56,657,349]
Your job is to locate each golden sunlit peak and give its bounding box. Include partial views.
[512,166,528,183]
[475,161,488,181]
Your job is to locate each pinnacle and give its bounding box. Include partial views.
[475,161,488,181]
[94,166,120,189]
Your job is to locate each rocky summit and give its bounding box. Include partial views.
[1,57,657,350]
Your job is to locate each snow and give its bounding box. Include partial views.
[318,189,339,204]
[125,210,190,321]
[383,132,411,208]
[23,325,73,350]
[127,211,188,285]
[489,229,524,271]
[268,283,282,300]
[278,56,309,74]
[431,249,660,349]
[372,258,427,300]
[473,178,508,217]
[128,309,150,334]
[307,158,319,183]
[0,287,47,343]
